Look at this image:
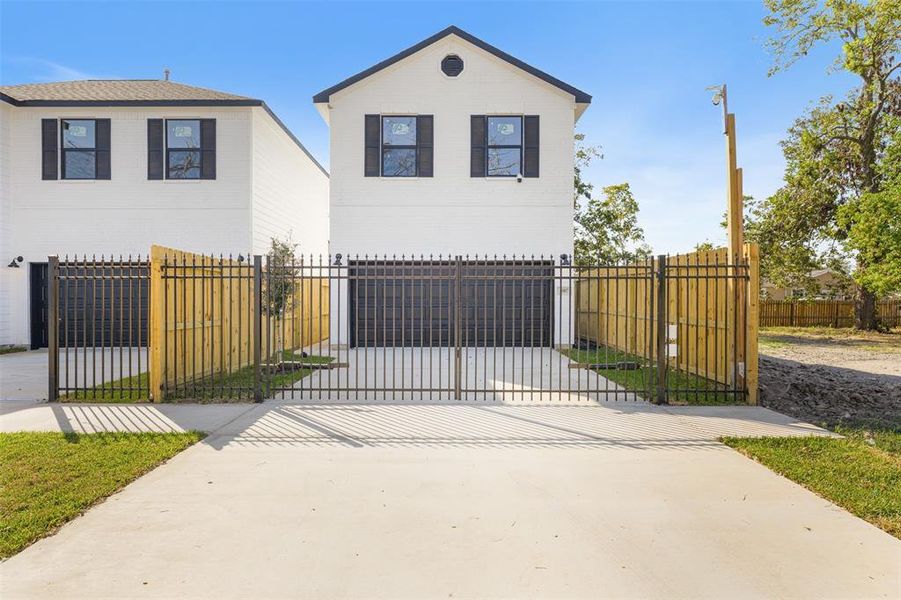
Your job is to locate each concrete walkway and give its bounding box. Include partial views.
[2,402,898,599]
[0,401,253,434]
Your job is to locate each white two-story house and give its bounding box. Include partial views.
[313,26,591,347]
[0,79,328,348]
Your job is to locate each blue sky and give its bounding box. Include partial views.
[1,1,852,253]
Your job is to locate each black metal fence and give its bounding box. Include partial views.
[47,256,150,400]
[47,251,752,405]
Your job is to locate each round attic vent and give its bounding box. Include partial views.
[441,54,464,77]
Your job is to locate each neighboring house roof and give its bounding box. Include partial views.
[312,25,592,105]
[0,80,257,105]
[0,79,328,177]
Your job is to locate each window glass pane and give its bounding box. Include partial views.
[64,151,96,178]
[487,117,521,146]
[382,116,416,146]
[167,120,201,149]
[487,147,520,177]
[62,120,95,149]
[168,150,201,179]
[382,148,417,177]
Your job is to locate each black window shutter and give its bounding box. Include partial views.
[417,115,433,177]
[200,119,216,180]
[470,115,486,177]
[41,119,58,180]
[364,114,380,177]
[523,115,540,178]
[95,119,111,180]
[147,119,164,180]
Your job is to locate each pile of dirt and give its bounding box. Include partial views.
[759,355,901,431]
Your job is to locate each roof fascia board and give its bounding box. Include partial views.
[312,26,591,105]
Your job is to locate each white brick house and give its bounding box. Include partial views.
[313,26,591,346]
[0,80,328,348]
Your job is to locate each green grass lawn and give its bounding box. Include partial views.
[0,345,28,355]
[167,353,333,401]
[723,429,901,539]
[0,431,204,558]
[61,371,151,403]
[564,346,744,405]
[60,352,334,403]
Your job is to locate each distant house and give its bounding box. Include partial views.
[761,269,851,301]
[0,79,328,348]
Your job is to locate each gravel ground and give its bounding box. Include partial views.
[758,328,901,430]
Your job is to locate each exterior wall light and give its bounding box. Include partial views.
[7,256,23,268]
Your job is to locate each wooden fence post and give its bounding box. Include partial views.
[746,243,759,405]
[149,246,164,402]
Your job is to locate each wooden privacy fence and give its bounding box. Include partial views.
[148,246,329,401]
[574,244,759,404]
[760,299,901,328]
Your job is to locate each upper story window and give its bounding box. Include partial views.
[382,116,417,177]
[41,118,110,181]
[61,119,97,179]
[364,114,433,178]
[470,115,539,179]
[166,119,201,179]
[147,118,215,181]
[486,116,522,177]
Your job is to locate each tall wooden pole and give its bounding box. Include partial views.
[725,115,743,263]
[715,85,747,392]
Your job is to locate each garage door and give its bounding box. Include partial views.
[349,261,553,347]
[31,262,149,349]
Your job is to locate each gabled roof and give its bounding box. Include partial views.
[0,79,328,176]
[0,79,258,106]
[312,25,591,105]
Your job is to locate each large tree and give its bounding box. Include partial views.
[757,0,901,329]
[572,134,651,265]
[574,182,652,265]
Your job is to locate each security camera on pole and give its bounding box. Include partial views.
[707,83,746,391]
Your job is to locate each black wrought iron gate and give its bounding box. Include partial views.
[47,251,751,404]
[255,253,748,404]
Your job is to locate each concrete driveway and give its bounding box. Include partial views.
[277,346,631,402]
[1,402,898,599]
[0,348,147,402]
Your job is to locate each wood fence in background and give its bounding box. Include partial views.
[760,299,901,328]
[149,246,329,401]
[574,244,759,404]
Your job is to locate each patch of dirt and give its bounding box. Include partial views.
[759,329,901,430]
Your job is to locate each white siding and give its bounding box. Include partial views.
[0,103,328,346]
[324,33,577,258]
[322,34,582,345]
[0,102,20,345]
[250,107,329,256]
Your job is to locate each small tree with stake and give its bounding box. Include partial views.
[265,235,299,360]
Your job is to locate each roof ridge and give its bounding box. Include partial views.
[312,24,591,104]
